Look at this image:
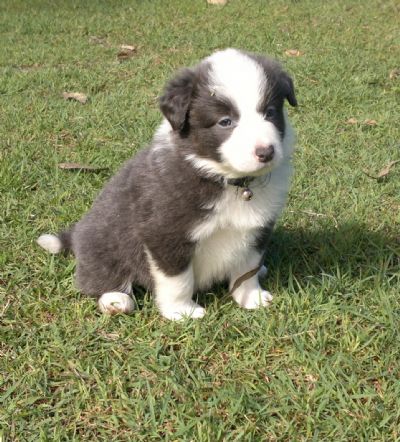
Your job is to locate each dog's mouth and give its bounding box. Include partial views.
[225,159,276,179]
[184,151,278,182]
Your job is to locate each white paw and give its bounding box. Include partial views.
[159,301,206,321]
[98,292,135,315]
[258,265,268,279]
[233,288,273,310]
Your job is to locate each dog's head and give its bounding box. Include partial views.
[159,48,297,178]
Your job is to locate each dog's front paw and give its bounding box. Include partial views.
[159,301,206,321]
[232,288,273,310]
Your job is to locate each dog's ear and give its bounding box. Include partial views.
[283,73,297,107]
[159,68,196,131]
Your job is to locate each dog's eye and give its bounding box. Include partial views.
[264,106,277,119]
[218,117,232,128]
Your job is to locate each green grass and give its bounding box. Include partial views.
[1,0,400,440]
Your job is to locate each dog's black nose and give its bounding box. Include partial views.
[255,145,275,163]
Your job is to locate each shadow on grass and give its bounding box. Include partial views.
[266,222,399,285]
[196,222,399,307]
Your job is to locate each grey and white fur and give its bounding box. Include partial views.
[37,48,297,320]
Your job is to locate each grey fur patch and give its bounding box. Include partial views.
[70,146,223,296]
[253,219,276,254]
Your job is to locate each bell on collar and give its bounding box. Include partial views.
[241,188,253,201]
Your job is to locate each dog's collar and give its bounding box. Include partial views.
[226,176,255,188]
[225,176,256,201]
[222,173,271,201]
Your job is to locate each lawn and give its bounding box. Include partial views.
[1,0,400,440]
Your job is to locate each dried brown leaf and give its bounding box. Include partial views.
[62,92,88,104]
[99,331,120,341]
[288,209,338,228]
[389,68,400,80]
[117,51,133,61]
[89,35,109,46]
[117,45,137,61]
[16,63,42,71]
[377,160,400,179]
[305,374,318,390]
[58,163,108,172]
[120,44,136,51]
[285,49,304,57]
[305,374,318,383]
[372,379,384,397]
[346,117,358,125]
[364,119,378,126]
[207,0,227,4]
[363,160,399,181]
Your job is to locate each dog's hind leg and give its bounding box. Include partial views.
[97,279,135,315]
[98,291,135,315]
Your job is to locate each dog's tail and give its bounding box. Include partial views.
[37,228,73,254]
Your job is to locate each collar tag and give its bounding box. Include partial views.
[226,176,255,201]
[241,188,253,201]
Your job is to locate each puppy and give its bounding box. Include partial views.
[38,48,297,320]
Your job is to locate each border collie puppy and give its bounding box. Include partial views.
[38,48,297,320]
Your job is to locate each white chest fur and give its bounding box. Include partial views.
[190,162,292,290]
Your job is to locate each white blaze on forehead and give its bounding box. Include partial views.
[207,48,266,112]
